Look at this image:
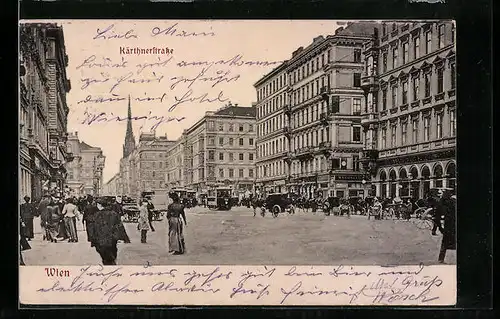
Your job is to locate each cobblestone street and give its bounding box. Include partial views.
[22,206,455,266]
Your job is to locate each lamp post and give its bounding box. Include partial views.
[93,154,105,196]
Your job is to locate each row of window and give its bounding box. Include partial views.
[257,137,288,159]
[217,168,255,179]
[376,24,454,74]
[257,114,286,138]
[377,109,456,149]
[379,62,455,111]
[207,121,254,133]
[257,160,287,179]
[208,136,254,147]
[207,151,254,162]
[257,46,363,113]
[257,92,287,119]
[256,73,287,102]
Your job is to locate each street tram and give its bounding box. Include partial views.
[171,188,188,202]
[207,186,232,210]
[186,189,197,208]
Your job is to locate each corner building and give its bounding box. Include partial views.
[255,22,379,198]
[360,21,456,199]
[166,104,256,196]
[19,23,73,201]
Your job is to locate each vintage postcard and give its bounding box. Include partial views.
[18,19,457,306]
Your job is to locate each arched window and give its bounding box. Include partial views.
[399,168,409,196]
[446,162,456,190]
[421,165,431,197]
[433,164,444,188]
[380,170,387,198]
[389,169,397,198]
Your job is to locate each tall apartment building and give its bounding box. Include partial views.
[131,132,175,198]
[360,21,456,199]
[19,23,73,201]
[165,103,256,195]
[65,132,105,197]
[255,22,378,198]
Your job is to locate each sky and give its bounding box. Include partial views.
[22,20,345,182]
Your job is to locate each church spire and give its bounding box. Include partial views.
[122,95,136,158]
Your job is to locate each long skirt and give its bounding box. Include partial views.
[57,220,68,239]
[46,221,59,241]
[86,221,97,247]
[168,217,185,254]
[64,217,78,241]
[23,218,34,239]
[95,242,118,265]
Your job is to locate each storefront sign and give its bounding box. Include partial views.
[336,183,348,188]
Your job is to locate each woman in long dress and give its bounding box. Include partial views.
[167,192,187,255]
[46,198,61,243]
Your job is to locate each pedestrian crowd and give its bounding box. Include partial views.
[20,191,188,266]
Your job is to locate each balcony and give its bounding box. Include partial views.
[435,92,445,102]
[411,100,421,108]
[295,146,314,159]
[319,112,329,125]
[319,141,332,156]
[361,112,379,127]
[284,104,292,115]
[283,126,292,137]
[361,74,377,88]
[361,149,379,161]
[423,96,432,105]
[66,151,75,162]
[319,86,329,99]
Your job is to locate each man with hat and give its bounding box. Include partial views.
[92,197,130,265]
[37,194,51,241]
[20,196,35,240]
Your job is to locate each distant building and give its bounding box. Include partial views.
[166,103,257,195]
[360,21,456,199]
[103,173,119,196]
[65,132,105,197]
[116,97,175,198]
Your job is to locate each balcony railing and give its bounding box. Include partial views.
[361,112,379,127]
[361,74,377,88]
[284,104,292,115]
[319,112,329,124]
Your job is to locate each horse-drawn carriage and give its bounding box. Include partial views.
[322,197,340,216]
[121,197,140,222]
[262,193,295,217]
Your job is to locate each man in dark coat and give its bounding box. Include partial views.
[437,191,456,263]
[83,195,97,247]
[430,192,444,235]
[37,194,51,241]
[20,196,35,240]
[146,197,156,232]
[92,198,130,265]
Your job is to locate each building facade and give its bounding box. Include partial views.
[360,21,456,199]
[103,173,119,196]
[19,23,73,201]
[131,132,175,199]
[115,97,176,198]
[65,132,106,197]
[255,22,378,198]
[166,103,256,195]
